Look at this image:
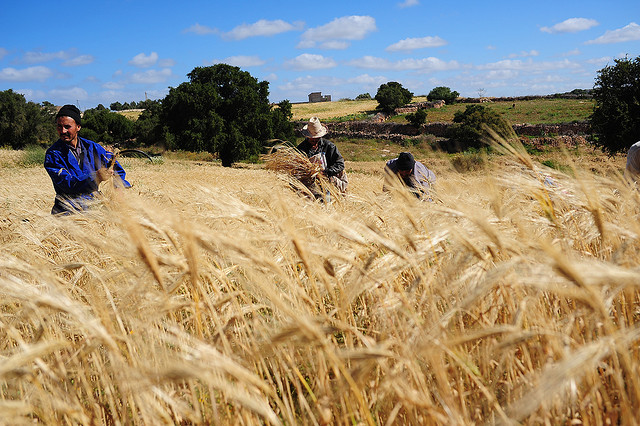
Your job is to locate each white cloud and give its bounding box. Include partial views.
[541,18,599,34]
[299,16,376,48]
[102,81,125,90]
[585,56,613,65]
[277,75,343,93]
[184,23,218,35]
[349,55,459,72]
[224,19,303,40]
[485,70,520,80]
[63,55,95,67]
[0,66,53,82]
[386,36,447,52]
[586,22,640,44]
[129,52,158,68]
[562,49,581,57]
[49,87,89,102]
[318,41,350,50]
[23,50,71,64]
[285,53,337,71]
[0,48,8,60]
[346,74,388,86]
[478,58,580,72]
[129,68,173,84]
[159,58,176,67]
[507,50,540,58]
[398,0,419,7]
[16,89,47,101]
[210,55,266,67]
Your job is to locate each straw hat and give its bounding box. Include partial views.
[301,116,328,138]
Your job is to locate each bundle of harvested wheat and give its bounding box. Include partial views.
[262,145,323,182]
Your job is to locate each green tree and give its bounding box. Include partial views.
[446,104,512,151]
[82,107,135,144]
[590,55,640,155]
[134,99,163,147]
[374,82,413,114]
[355,93,372,100]
[406,108,427,128]
[427,86,459,105]
[0,89,56,149]
[161,64,294,166]
[110,101,123,111]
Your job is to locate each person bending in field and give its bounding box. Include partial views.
[44,104,131,215]
[625,141,640,183]
[383,151,436,200]
[296,116,348,200]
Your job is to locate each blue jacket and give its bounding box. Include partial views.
[44,137,131,214]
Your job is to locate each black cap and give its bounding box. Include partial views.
[397,152,415,171]
[56,104,82,126]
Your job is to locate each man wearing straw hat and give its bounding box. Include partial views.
[44,104,131,215]
[296,116,348,198]
[383,151,436,200]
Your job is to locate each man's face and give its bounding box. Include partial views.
[56,116,81,145]
[398,168,412,178]
[308,137,319,148]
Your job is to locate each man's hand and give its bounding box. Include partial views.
[96,167,115,183]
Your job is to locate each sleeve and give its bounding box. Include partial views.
[324,142,345,176]
[414,162,436,188]
[296,140,308,155]
[90,143,132,188]
[100,146,132,187]
[44,149,97,194]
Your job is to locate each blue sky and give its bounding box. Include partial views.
[1,0,639,109]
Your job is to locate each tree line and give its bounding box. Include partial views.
[1,57,639,164]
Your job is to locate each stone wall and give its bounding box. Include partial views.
[394,100,445,114]
[294,120,590,141]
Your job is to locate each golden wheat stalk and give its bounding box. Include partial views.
[262,144,323,181]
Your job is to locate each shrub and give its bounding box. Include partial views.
[590,55,640,155]
[375,82,413,114]
[19,144,47,167]
[427,86,460,105]
[445,104,512,152]
[450,149,487,172]
[82,106,135,145]
[406,108,427,128]
[161,64,294,167]
[0,90,57,149]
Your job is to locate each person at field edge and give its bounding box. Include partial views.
[625,141,640,182]
[296,116,348,199]
[383,151,436,200]
[44,104,131,215]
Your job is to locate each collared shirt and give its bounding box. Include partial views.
[69,141,83,167]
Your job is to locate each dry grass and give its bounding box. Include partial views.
[291,99,380,121]
[2,144,639,425]
[291,97,425,121]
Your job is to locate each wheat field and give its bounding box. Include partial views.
[1,140,639,425]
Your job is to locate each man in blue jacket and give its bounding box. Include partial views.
[44,104,131,215]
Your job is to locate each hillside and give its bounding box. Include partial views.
[292,97,594,125]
